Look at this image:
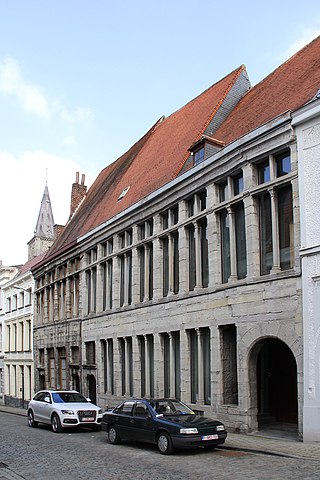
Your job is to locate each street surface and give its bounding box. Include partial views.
[0,411,319,480]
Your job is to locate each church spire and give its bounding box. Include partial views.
[27,184,55,260]
[34,184,55,239]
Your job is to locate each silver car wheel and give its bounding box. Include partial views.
[157,432,173,455]
[108,425,121,444]
[51,413,63,433]
[28,410,38,428]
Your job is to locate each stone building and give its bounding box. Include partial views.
[32,37,320,440]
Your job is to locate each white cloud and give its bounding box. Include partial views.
[0,151,95,266]
[0,58,50,117]
[0,57,93,123]
[63,135,77,146]
[286,27,320,58]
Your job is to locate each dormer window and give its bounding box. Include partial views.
[194,147,205,166]
[189,135,225,167]
[118,186,130,201]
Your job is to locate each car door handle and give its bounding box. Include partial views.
[130,419,134,423]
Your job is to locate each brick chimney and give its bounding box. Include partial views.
[70,172,87,219]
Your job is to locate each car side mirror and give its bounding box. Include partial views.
[44,397,51,404]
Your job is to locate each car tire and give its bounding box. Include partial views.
[157,432,174,455]
[108,425,121,444]
[27,410,38,428]
[51,413,63,433]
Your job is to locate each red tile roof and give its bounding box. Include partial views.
[16,253,47,276]
[43,37,320,264]
[214,35,320,146]
[47,66,245,258]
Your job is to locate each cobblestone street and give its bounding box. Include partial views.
[1,411,320,480]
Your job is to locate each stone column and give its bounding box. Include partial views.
[168,234,175,295]
[195,222,202,288]
[66,277,71,319]
[180,329,189,404]
[145,335,150,397]
[131,225,140,305]
[269,188,281,273]
[196,328,204,404]
[96,263,103,313]
[178,200,189,294]
[169,332,175,398]
[125,337,131,396]
[227,206,238,282]
[132,335,140,396]
[53,281,59,321]
[154,333,163,396]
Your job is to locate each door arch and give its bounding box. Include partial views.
[250,338,298,428]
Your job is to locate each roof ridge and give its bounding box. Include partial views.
[252,35,320,90]
[173,65,246,177]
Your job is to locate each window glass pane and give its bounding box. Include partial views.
[259,193,273,274]
[173,232,179,294]
[162,237,169,296]
[258,161,270,184]
[194,147,205,165]
[233,174,244,196]
[278,185,294,269]
[276,152,291,177]
[188,198,194,217]
[171,205,179,225]
[199,190,207,211]
[199,220,209,287]
[162,211,169,230]
[188,225,196,291]
[219,181,228,202]
[139,247,145,302]
[234,203,247,279]
[220,210,230,283]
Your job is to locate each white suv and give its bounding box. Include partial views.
[27,390,103,433]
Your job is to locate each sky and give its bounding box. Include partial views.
[0,0,320,266]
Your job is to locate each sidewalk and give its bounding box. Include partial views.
[1,404,320,461]
[223,431,320,461]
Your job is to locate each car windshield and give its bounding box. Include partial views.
[150,400,195,416]
[52,392,88,403]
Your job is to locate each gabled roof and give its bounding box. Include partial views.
[214,35,320,146]
[17,252,47,276]
[39,36,320,266]
[47,66,246,259]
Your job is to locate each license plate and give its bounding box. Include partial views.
[82,417,94,422]
[202,434,218,441]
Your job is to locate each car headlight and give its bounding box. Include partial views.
[98,409,102,414]
[216,425,225,431]
[61,410,74,415]
[180,428,198,434]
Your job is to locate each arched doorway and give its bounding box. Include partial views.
[87,374,97,405]
[251,338,298,430]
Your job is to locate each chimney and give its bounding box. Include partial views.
[70,172,87,219]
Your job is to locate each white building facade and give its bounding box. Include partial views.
[293,96,320,441]
[0,262,20,404]
[2,273,33,408]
